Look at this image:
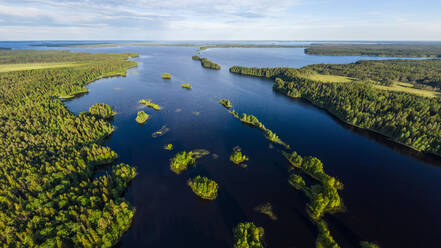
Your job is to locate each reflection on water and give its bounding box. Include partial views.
[60,45,441,248]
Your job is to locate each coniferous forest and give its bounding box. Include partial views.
[0,50,138,247]
[230,64,441,156]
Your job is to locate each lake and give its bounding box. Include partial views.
[48,45,441,247]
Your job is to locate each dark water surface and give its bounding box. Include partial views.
[58,46,441,248]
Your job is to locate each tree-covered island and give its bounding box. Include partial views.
[187,175,219,200]
[192,55,221,70]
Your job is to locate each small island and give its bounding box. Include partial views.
[227,110,290,149]
[164,144,174,151]
[192,55,221,70]
[233,222,265,248]
[135,111,149,124]
[230,147,249,167]
[170,151,196,174]
[89,103,115,119]
[139,99,162,110]
[218,98,232,109]
[187,175,219,200]
[181,83,192,89]
[161,72,172,79]
[152,125,170,138]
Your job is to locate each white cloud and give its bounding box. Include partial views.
[0,0,440,40]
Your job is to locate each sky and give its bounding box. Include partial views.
[0,0,440,41]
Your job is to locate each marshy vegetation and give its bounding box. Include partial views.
[181,83,192,89]
[192,55,221,70]
[135,110,149,124]
[218,98,232,109]
[187,175,219,200]
[152,125,170,138]
[254,203,277,221]
[0,50,138,247]
[360,241,381,248]
[233,222,265,248]
[161,72,172,79]
[164,144,174,150]
[139,99,162,110]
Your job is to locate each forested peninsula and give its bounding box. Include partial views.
[230,61,441,157]
[0,50,138,247]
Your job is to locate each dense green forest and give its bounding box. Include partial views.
[89,103,116,119]
[0,50,138,247]
[233,222,265,248]
[192,55,221,70]
[305,43,441,57]
[304,59,441,89]
[230,65,441,156]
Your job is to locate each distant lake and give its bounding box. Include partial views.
[17,43,440,248]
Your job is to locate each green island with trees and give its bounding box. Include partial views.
[230,147,249,167]
[181,83,192,89]
[233,222,265,248]
[187,175,219,200]
[89,103,116,119]
[192,55,221,70]
[139,99,162,110]
[218,98,232,109]
[135,110,149,124]
[0,50,138,247]
[229,64,441,156]
[169,150,210,174]
[161,72,172,79]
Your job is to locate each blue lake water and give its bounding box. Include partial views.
[10,43,441,247]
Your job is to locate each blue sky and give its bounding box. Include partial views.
[0,0,440,40]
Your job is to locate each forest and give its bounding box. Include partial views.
[169,150,209,174]
[192,55,221,70]
[0,50,138,247]
[303,59,441,89]
[233,222,265,248]
[305,43,441,57]
[230,65,441,156]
